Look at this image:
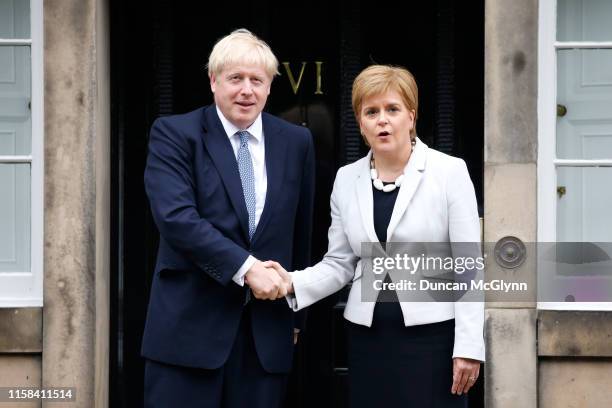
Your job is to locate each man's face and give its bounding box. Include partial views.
[210,64,272,129]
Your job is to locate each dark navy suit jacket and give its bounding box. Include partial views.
[141,105,315,374]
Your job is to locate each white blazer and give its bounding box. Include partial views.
[289,137,485,362]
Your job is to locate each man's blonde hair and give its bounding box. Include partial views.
[207,29,279,79]
[352,65,419,139]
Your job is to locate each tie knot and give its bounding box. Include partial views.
[237,131,250,146]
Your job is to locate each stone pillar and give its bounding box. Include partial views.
[43,0,110,407]
[484,0,538,406]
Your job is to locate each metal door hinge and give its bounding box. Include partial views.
[557,186,566,198]
[557,104,567,117]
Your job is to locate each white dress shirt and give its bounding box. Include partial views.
[215,106,267,286]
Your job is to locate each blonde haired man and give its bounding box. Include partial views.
[142,29,315,408]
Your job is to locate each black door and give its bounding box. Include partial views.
[110,1,484,407]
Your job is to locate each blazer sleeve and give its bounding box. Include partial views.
[288,168,359,311]
[144,117,250,285]
[447,158,486,362]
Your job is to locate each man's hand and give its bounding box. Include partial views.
[262,261,293,295]
[244,261,287,300]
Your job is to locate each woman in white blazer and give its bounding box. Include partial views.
[267,65,484,407]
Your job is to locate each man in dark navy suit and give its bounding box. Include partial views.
[142,29,315,408]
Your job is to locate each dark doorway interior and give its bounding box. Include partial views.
[110,1,485,407]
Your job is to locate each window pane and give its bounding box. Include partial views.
[557,0,612,41]
[556,49,612,159]
[556,166,612,242]
[0,45,31,155]
[0,163,30,273]
[0,0,30,39]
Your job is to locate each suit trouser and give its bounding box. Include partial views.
[144,307,288,408]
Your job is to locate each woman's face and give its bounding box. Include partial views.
[358,90,415,155]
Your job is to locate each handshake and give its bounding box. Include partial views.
[244,260,293,300]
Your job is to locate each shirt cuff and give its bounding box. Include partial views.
[232,255,257,286]
[285,294,298,310]
[284,272,299,310]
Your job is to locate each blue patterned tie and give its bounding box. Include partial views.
[236,131,256,240]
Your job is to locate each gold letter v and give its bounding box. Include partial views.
[282,62,307,95]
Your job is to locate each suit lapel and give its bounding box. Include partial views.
[200,106,250,241]
[386,138,427,241]
[251,114,287,243]
[356,151,380,244]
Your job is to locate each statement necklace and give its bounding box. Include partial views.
[370,162,404,192]
[369,139,415,193]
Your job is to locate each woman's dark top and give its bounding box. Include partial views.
[372,182,399,244]
[373,182,400,303]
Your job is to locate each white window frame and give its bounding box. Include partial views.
[0,0,43,307]
[537,0,612,311]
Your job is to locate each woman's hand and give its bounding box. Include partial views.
[451,357,480,395]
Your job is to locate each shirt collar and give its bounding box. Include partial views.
[216,105,263,144]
